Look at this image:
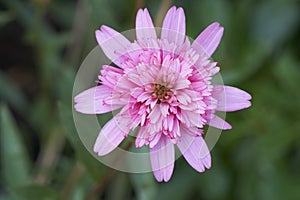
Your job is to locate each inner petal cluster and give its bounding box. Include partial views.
[103,39,219,147]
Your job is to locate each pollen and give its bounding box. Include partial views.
[151,83,173,103]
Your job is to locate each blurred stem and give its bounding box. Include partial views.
[135,0,145,10]
[64,0,88,66]
[85,169,117,200]
[84,141,133,200]
[154,0,172,27]
[33,128,65,184]
[61,162,85,200]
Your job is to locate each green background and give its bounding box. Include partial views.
[0,0,300,199]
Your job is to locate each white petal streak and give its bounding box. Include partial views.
[74,86,123,114]
[95,25,131,67]
[150,136,175,182]
[213,85,252,112]
[177,133,211,172]
[192,22,224,57]
[136,8,157,40]
[207,114,232,130]
[161,6,186,45]
[160,103,169,117]
[93,117,126,156]
[148,105,161,124]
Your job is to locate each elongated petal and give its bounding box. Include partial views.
[177,134,211,172]
[95,25,131,67]
[161,6,186,45]
[93,117,126,156]
[74,86,123,114]
[150,136,174,182]
[207,114,232,130]
[192,22,224,57]
[136,8,157,40]
[213,85,252,112]
[99,65,124,89]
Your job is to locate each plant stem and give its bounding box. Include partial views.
[61,162,85,200]
[84,141,133,200]
[155,0,172,27]
[33,129,65,184]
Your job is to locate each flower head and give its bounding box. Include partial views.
[74,6,251,182]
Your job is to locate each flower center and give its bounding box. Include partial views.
[151,83,173,103]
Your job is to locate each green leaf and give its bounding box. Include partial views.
[251,0,300,46]
[106,173,131,200]
[2,0,34,27]
[0,72,28,114]
[273,53,300,99]
[155,164,199,200]
[196,158,231,200]
[130,173,157,200]
[11,185,61,200]
[0,193,17,200]
[0,104,30,188]
[0,11,14,27]
[58,102,105,181]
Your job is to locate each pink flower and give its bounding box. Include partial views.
[74,6,251,182]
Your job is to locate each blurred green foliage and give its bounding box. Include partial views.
[0,0,300,199]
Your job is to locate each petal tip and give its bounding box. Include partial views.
[73,103,90,114]
[143,8,149,13]
[153,172,163,182]
[211,22,223,29]
[246,93,252,100]
[212,22,220,25]
[95,29,101,36]
[96,151,108,157]
[244,101,252,109]
[163,176,171,182]
[176,7,184,14]
[153,169,172,182]
[100,25,109,31]
[137,8,143,16]
[169,6,177,11]
[223,122,232,130]
[203,159,212,170]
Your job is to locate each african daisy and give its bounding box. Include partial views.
[74,6,252,182]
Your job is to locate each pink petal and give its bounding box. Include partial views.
[161,6,186,45]
[93,117,126,156]
[213,85,252,112]
[95,25,131,67]
[148,105,162,124]
[160,103,169,117]
[99,65,123,89]
[149,132,162,148]
[192,22,224,57]
[150,136,175,182]
[135,126,148,148]
[74,86,123,114]
[177,134,211,172]
[136,8,157,40]
[174,78,190,90]
[207,114,232,130]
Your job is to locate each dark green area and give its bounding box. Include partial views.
[0,0,299,199]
